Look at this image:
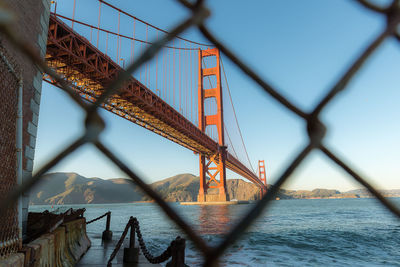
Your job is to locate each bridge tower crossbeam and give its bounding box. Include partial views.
[197,48,228,202]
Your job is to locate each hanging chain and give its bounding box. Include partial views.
[86,211,110,224]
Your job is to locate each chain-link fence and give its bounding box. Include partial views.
[0,41,21,258]
[1,0,400,265]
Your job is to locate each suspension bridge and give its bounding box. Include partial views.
[44,0,267,201]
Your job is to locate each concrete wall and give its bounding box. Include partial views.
[0,0,51,238]
[0,218,91,266]
[24,219,91,266]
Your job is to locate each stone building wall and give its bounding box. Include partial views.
[0,0,51,245]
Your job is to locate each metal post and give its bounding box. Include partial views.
[106,212,111,231]
[129,222,135,248]
[166,237,187,267]
[102,211,113,241]
[123,218,139,263]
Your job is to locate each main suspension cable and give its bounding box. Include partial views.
[220,56,255,174]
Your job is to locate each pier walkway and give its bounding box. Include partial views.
[77,231,160,267]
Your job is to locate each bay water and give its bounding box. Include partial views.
[30,198,400,266]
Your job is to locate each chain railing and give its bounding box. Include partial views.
[0,0,400,265]
[86,211,110,225]
[86,211,113,241]
[107,216,183,266]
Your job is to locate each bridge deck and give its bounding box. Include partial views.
[45,14,264,188]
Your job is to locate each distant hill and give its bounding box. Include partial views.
[279,188,359,199]
[29,172,262,205]
[29,172,145,205]
[345,189,400,198]
[146,173,263,202]
[30,172,399,205]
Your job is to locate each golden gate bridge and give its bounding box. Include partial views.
[45,0,268,201]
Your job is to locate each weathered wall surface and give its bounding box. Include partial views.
[1,0,51,237]
[0,0,51,257]
[1,218,91,266]
[24,219,91,266]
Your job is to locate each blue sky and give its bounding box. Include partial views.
[35,0,400,191]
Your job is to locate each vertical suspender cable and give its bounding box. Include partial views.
[72,0,76,29]
[97,1,102,48]
[185,43,188,118]
[225,125,239,160]
[156,31,158,93]
[132,19,135,63]
[167,48,169,103]
[179,40,181,113]
[146,25,149,87]
[220,57,255,173]
[144,28,147,85]
[190,48,193,123]
[140,42,142,82]
[117,11,120,63]
[166,50,172,105]
[173,40,175,108]
[163,48,165,99]
[106,32,109,56]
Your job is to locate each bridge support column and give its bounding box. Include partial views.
[216,146,228,201]
[198,155,207,202]
[197,48,228,202]
[197,148,228,202]
[258,160,267,199]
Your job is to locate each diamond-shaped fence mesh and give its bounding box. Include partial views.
[0,0,400,265]
[0,42,20,258]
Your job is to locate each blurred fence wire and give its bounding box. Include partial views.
[1,0,400,265]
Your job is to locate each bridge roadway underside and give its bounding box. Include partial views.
[45,14,265,189]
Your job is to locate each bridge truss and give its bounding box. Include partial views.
[45,14,266,194]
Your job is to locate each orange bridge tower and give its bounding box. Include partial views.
[258,160,267,198]
[197,48,228,202]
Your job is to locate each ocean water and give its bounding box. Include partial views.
[30,198,400,266]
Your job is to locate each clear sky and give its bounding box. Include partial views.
[35,0,400,191]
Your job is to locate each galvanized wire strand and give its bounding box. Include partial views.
[320,144,400,219]
[94,141,211,255]
[90,5,210,113]
[203,143,315,266]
